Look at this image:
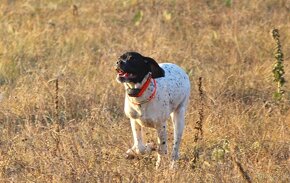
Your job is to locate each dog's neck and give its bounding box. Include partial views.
[124,73,155,104]
[125,73,151,90]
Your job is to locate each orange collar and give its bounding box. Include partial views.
[128,78,157,105]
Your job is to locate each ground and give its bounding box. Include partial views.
[0,0,289,182]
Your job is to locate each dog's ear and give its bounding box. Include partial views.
[143,56,165,78]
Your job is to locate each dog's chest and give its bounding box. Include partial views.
[125,105,158,128]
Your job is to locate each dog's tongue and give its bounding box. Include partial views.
[124,73,129,77]
[118,71,129,77]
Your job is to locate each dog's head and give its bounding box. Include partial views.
[115,52,165,84]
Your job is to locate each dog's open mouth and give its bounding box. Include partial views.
[118,70,129,77]
[116,69,136,79]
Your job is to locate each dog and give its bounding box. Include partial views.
[115,52,190,169]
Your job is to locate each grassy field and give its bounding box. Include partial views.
[0,0,289,182]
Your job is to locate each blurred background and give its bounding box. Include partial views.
[0,0,289,182]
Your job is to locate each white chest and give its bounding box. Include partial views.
[125,105,158,128]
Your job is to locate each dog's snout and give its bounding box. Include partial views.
[116,60,124,66]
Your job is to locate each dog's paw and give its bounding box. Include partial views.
[125,148,136,159]
[145,142,157,151]
[155,155,163,169]
[170,160,179,170]
[125,144,155,160]
[124,153,135,159]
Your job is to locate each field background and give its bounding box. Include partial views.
[0,0,289,182]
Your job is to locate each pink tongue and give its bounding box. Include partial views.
[118,71,129,77]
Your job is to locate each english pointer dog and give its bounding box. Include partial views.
[115,52,190,169]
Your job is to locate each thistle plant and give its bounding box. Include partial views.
[191,77,205,169]
[194,77,204,142]
[271,28,285,101]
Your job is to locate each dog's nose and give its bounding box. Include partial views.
[116,60,124,66]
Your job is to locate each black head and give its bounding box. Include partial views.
[115,52,165,83]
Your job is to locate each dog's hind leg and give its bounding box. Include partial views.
[155,122,168,169]
[170,105,186,169]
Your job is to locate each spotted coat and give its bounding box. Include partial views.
[123,63,190,169]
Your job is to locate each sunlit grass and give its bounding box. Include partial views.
[0,0,289,182]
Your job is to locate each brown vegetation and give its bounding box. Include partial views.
[0,0,289,182]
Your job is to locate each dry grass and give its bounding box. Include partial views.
[0,0,290,182]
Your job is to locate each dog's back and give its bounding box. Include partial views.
[157,63,190,113]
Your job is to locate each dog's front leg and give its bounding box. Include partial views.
[126,119,151,159]
[156,123,168,169]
